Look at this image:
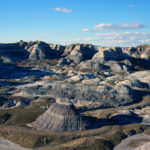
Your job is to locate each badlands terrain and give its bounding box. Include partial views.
[0,41,150,150]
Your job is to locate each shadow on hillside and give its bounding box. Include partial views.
[84,114,144,130]
[0,80,30,86]
[0,62,57,79]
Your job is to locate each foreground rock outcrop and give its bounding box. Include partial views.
[114,134,150,150]
[32,100,89,132]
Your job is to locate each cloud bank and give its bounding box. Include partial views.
[83,23,146,32]
[61,32,150,47]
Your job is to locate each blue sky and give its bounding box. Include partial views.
[0,0,150,46]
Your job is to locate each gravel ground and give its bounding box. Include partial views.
[0,137,31,150]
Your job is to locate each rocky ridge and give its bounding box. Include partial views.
[0,41,149,109]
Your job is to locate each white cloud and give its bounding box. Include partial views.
[54,8,72,13]
[61,32,150,47]
[94,23,146,31]
[95,32,150,46]
[82,23,146,32]
[82,28,98,32]
[82,28,90,32]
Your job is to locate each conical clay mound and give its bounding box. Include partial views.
[33,102,89,132]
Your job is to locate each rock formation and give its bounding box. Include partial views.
[28,41,55,60]
[114,134,150,150]
[62,44,97,64]
[79,60,108,72]
[92,47,128,62]
[124,44,150,60]
[32,99,89,132]
[15,78,138,107]
[0,42,29,62]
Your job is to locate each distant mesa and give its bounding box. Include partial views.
[0,41,150,71]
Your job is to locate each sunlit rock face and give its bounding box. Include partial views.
[92,47,129,62]
[124,45,150,60]
[62,44,97,64]
[28,42,54,60]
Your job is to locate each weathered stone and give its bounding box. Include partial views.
[32,101,89,132]
[92,47,129,62]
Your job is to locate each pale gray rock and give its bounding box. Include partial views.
[114,134,150,150]
[64,44,97,64]
[32,102,89,132]
[105,61,134,73]
[82,78,103,86]
[127,70,150,79]
[79,60,108,71]
[79,59,134,73]
[125,45,150,60]
[92,47,129,62]
[126,71,150,87]
[118,79,149,89]
[111,63,129,73]
[15,80,138,107]
[69,73,96,82]
[115,84,137,104]
[29,42,53,60]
